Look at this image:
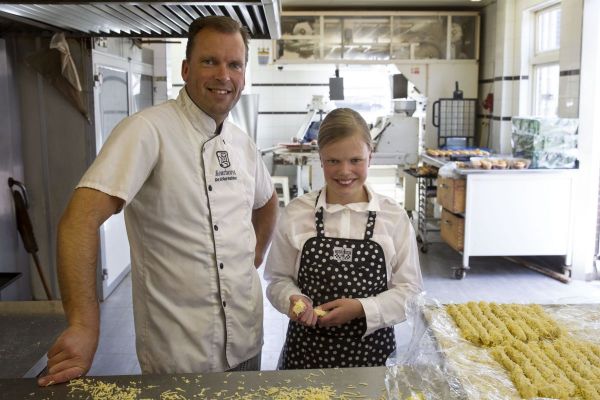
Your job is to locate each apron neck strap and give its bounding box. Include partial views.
[364,211,377,240]
[314,190,325,237]
[314,190,377,240]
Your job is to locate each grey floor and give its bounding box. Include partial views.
[87,241,600,376]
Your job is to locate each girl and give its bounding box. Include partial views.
[264,108,423,369]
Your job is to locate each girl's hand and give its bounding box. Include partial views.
[288,295,318,327]
[316,298,365,328]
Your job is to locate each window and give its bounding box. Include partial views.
[533,63,559,116]
[536,5,560,53]
[531,3,561,117]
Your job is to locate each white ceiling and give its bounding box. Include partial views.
[281,0,493,11]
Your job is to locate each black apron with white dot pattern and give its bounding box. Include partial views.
[280,195,396,369]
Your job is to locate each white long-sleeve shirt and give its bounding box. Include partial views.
[264,185,423,336]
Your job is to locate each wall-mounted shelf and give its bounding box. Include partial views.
[275,11,479,64]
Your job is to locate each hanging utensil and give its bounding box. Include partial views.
[7,177,53,300]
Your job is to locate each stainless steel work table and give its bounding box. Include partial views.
[0,301,66,379]
[0,366,392,399]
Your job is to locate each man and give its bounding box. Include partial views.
[38,16,278,386]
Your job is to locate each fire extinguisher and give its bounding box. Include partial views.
[483,93,494,113]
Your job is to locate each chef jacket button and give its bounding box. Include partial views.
[208,185,213,191]
[214,225,218,231]
[219,263,224,269]
[222,301,226,307]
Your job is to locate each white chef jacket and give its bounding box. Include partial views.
[78,88,273,373]
[264,185,423,337]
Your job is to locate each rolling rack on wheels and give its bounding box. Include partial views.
[429,82,476,272]
[404,167,439,253]
[432,82,477,148]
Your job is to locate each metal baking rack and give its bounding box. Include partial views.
[404,168,439,253]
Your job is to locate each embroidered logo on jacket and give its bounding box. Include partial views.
[216,151,231,168]
[214,150,238,182]
[332,246,353,262]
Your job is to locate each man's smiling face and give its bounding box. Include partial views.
[181,27,246,126]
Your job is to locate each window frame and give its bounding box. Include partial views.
[529,2,561,116]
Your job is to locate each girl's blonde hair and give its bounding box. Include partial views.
[317,108,373,151]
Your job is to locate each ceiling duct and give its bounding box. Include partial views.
[0,1,282,39]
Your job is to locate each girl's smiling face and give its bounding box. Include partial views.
[319,132,371,205]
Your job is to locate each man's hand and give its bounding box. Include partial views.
[37,188,120,387]
[288,295,318,328]
[316,298,365,328]
[37,325,99,386]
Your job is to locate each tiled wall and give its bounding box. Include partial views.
[246,41,406,183]
[597,183,600,262]
[248,41,331,180]
[575,0,600,279]
[477,4,497,150]
[480,0,600,279]
[478,0,584,154]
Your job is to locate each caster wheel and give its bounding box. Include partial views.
[420,244,428,253]
[562,266,572,278]
[416,235,423,244]
[453,269,466,280]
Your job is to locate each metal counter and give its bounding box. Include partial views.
[0,366,390,399]
[0,301,66,379]
[420,153,576,280]
[421,154,578,175]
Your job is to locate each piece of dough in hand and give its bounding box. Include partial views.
[292,299,307,316]
[314,307,328,317]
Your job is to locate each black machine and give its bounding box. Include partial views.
[329,68,344,101]
[432,81,477,148]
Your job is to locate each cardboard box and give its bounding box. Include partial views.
[441,209,464,252]
[437,177,466,213]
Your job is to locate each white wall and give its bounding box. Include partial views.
[571,0,600,280]
[248,40,399,185]
[398,62,479,149]
[482,0,584,153]
[477,2,497,149]
[251,40,331,148]
[480,0,599,279]
[250,40,330,183]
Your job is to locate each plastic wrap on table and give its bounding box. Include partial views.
[385,295,468,400]
[385,295,600,400]
[511,117,579,169]
[437,162,462,179]
[530,149,578,169]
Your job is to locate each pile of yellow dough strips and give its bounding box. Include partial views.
[446,302,600,399]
